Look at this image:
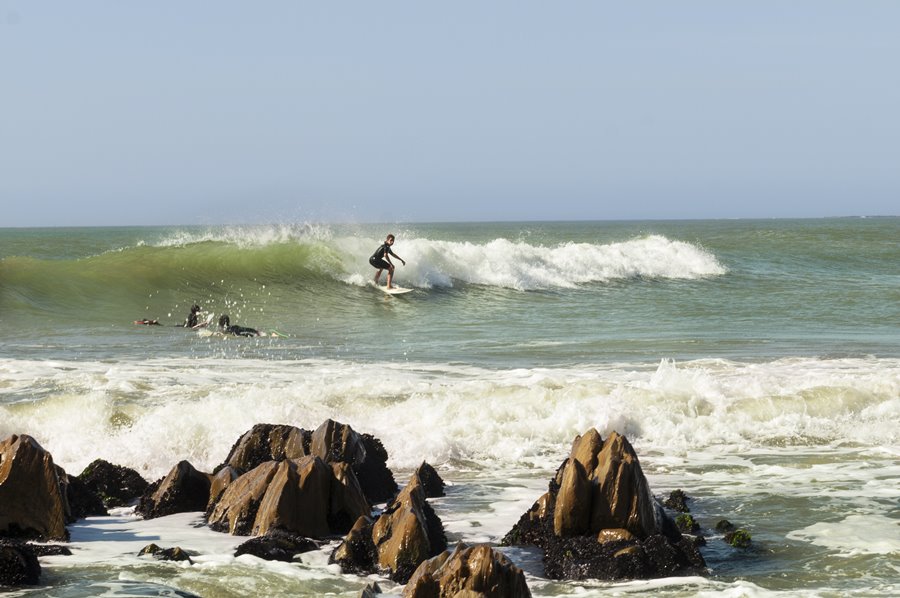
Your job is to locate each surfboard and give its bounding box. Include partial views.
[378,285,413,295]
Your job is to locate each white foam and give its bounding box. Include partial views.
[337,234,727,290]
[1,356,897,482]
[787,513,900,556]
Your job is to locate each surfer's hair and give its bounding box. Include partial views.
[386,234,395,242]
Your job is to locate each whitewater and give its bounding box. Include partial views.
[1,218,898,596]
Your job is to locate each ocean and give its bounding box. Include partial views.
[1,218,898,597]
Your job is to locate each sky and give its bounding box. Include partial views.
[1,2,898,227]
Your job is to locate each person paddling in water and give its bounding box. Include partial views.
[369,234,406,289]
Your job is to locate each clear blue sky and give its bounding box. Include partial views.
[2,2,898,226]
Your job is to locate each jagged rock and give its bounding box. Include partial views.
[220,424,309,474]
[403,542,531,597]
[664,489,690,513]
[65,474,106,520]
[0,434,69,541]
[311,420,397,504]
[331,516,377,575]
[136,461,212,520]
[26,544,72,557]
[0,540,41,586]
[78,459,149,508]
[138,543,193,563]
[207,456,369,539]
[414,462,445,498]
[207,466,240,511]
[502,429,705,581]
[234,529,319,562]
[332,474,446,583]
[359,581,382,597]
[207,461,280,535]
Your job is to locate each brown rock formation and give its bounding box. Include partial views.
[331,472,446,583]
[136,460,212,520]
[310,420,397,504]
[0,434,69,541]
[77,459,149,508]
[502,429,705,580]
[207,456,370,539]
[403,542,531,598]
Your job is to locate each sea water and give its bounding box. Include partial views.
[1,219,898,596]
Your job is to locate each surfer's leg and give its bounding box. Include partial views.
[387,264,395,288]
[374,269,382,284]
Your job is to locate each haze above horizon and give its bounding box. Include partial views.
[2,2,898,227]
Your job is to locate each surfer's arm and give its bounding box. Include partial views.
[387,248,406,265]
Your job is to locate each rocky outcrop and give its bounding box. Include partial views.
[219,424,310,473]
[310,420,397,505]
[502,429,705,580]
[78,459,149,508]
[0,435,69,541]
[64,474,107,520]
[207,456,369,538]
[331,471,446,583]
[138,543,194,564]
[403,542,531,598]
[136,461,212,520]
[0,540,41,586]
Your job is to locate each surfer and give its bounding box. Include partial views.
[369,233,406,289]
[181,304,203,328]
[217,314,262,337]
[133,319,161,326]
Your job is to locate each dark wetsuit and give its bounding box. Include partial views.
[369,243,395,270]
[225,325,260,337]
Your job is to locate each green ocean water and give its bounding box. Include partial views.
[1,218,898,597]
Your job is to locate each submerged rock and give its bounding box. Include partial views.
[502,429,706,581]
[234,529,319,562]
[0,540,41,586]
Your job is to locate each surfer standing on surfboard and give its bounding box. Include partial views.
[369,234,405,289]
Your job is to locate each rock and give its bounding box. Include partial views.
[664,489,690,513]
[403,542,531,597]
[332,475,446,583]
[414,462,445,498]
[207,461,280,535]
[331,516,377,575]
[207,466,240,512]
[207,456,369,539]
[220,424,309,474]
[372,475,447,583]
[254,457,332,537]
[0,434,69,541]
[715,519,735,533]
[311,420,398,505]
[359,581,382,597]
[65,474,106,520]
[725,529,752,548]
[138,543,193,563]
[675,514,699,534]
[234,529,318,561]
[502,429,706,581]
[26,544,72,557]
[78,459,149,508]
[0,540,41,586]
[136,461,212,520]
[554,458,592,537]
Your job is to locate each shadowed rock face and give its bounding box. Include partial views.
[503,429,705,581]
[311,420,397,505]
[136,461,212,520]
[403,542,532,598]
[331,472,447,584]
[77,459,149,508]
[0,540,42,586]
[0,435,69,541]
